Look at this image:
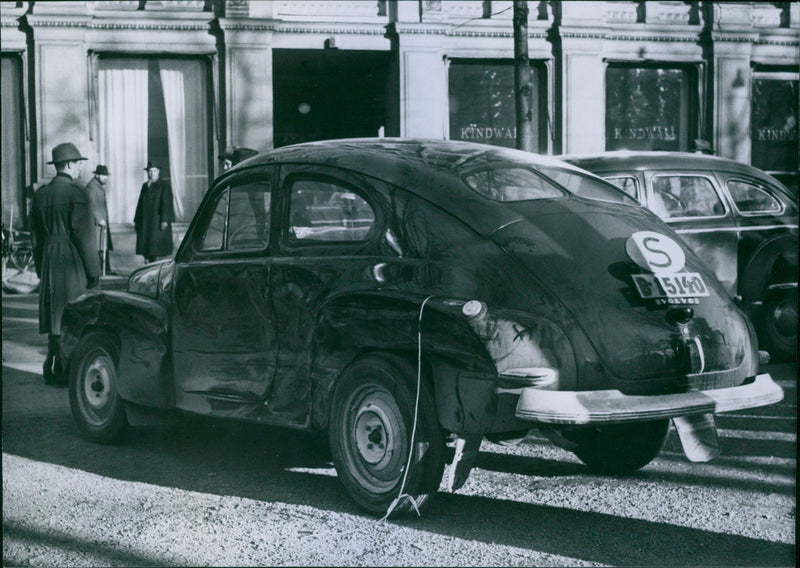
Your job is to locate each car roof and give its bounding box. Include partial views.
[560,150,779,180]
[232,137,591,186]
[223,138,621,236]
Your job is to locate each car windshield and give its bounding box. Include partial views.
[463,165,637,204]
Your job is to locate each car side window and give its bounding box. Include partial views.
[289,179,375,242]
[198,189,229,251]
[227,180,271,250]
[650,175,725,220]
[605,176,639,201]
[727,179,783,215]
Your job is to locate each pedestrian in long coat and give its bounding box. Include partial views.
[84,164,114,273]
[31,142,101,385]
[134,161,174,263]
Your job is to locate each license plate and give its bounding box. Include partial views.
[632,272,710,299]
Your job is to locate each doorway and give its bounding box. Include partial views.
[273,49,394,148]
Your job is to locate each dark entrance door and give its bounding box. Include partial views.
[273,49,393,147]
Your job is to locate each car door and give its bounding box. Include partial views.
[643,170,740,296]
[267,164,383,425]
[171,167,278,416]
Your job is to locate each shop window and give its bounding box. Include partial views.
[448,60,544,151]
[606,65,696,152]
[289,179,375,242]
[2,55,24,229]
[97,57,211,225]
[751,72,798,176]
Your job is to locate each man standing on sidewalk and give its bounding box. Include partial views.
[84,164,114,274]
[31,142,101,386]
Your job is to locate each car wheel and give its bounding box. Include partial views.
[762,293,797,361]
[68,331,126,443]
[329,354,445,516]
[563,419,669,474]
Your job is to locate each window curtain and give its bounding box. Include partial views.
[159,60,207,222]
[98,60,149,224]
[1,56,23,228]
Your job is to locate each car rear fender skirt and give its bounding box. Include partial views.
[61,291,173,408]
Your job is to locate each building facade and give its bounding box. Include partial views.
[2,0,798,241]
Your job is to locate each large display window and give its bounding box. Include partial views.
[606,64,696,152]
[96,56,212,224]
[448,59,544,152]
[2,54,25,228]
[751,71,798,177]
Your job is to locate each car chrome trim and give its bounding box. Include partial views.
[514,373,783,425]
[674,224,799,234]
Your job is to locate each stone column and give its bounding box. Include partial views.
[26,3,92,182]
[218,17,274,152]
[392,2,448,140]
[710,3,757,163]
[556,2,606,154]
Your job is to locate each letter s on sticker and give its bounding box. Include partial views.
[625,231,686,275]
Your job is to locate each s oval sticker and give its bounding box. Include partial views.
[625,231,686,275]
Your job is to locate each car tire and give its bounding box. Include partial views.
[762,293,797,361]
[563,419,669,474]
[329,354,445,516]
[68,330,127,443]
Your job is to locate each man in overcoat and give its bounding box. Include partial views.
[84,164,113,273]
[134,160,174,263]
[32,142,101,385]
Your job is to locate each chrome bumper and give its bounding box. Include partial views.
[515,373,783,425]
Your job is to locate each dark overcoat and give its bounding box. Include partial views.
[83,177,113,253]
[134,179,175,258]
[32,172,101,335]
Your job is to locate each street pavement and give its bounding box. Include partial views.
[2,290,796,566]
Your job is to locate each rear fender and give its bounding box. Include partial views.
[61,291,173,408]
[308,293,495,432]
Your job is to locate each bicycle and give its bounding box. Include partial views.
[2,223,39,294]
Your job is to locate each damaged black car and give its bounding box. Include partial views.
[60,139,783,516]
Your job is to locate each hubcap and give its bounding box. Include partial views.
[80,351,115,424]
[354,402,395,466]
[341,382,408,493]
[771,301,798,338]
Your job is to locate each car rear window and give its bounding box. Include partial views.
[463,168,564,201]
[604,176,639,201]
[540,167,637,204]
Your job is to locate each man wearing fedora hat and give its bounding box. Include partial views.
[134,160,174,263]
[84,164,114,274]
[31,142,101,386]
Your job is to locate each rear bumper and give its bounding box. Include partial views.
[515,373,783,425]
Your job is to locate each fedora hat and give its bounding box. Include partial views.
[232,147,258,164]
[93,165,110,176]
[47,142,87,164]
[144,160,160,170]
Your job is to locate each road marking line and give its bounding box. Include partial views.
[717,428,796,442]
[2,316,39,325]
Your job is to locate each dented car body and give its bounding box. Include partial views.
[61,139,783,515]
